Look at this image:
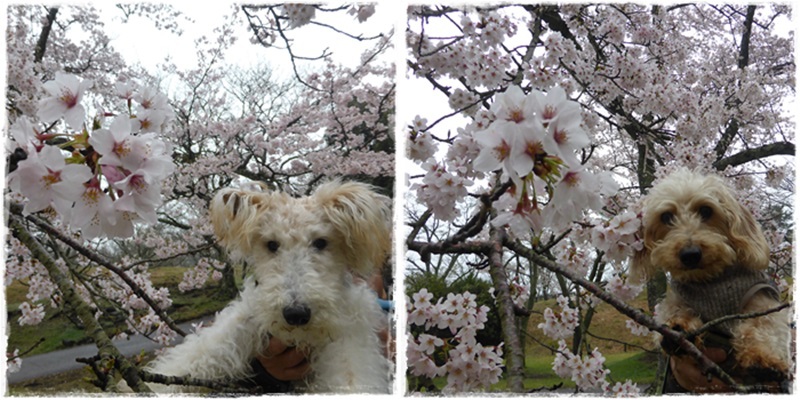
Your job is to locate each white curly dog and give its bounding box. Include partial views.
[146,181,393,393]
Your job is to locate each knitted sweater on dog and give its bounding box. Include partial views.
[670,266,780,337]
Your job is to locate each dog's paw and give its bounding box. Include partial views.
[737,350,790,377]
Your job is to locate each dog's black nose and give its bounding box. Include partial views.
[283,304,311,326]
[679,246,702,268]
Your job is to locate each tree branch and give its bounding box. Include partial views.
[34,7,59,63]
[713,141,795,170]
[9,203,187,337]
[486,228,525,392]
[139,370,257,393]
[688,302,791,338]
[10,216,152,393]
[714,5,757,162]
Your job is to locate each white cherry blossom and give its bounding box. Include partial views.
[37,72,93,130]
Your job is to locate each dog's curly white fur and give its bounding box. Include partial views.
[146,181,393,393]
[633,168,791,379]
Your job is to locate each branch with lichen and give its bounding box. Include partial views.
[9,215,152,393]
[138,370,259,393]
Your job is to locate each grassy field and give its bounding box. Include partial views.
[495,351,658,393]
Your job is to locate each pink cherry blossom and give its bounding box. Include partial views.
[18,302,45,326]
[472,125,514,173]
[407,289,504,391]
[9,116,44,152]
[348,4,375,23]
[545,168,619,231]
[88,115,135,168]
[7,349,22,374]
[37,72,93,130]
[9,145,93,217]
[70,179,117,240]
[282,4,315,28]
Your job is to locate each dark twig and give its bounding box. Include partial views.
[688,302,792,338]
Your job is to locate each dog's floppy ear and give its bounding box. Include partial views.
[314,180,392,277]
[629,213,657,283]
[721,193,771,270]
[210,188,271,256]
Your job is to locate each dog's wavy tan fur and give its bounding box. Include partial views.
[633,168,790,376]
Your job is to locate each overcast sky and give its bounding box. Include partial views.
[102,2,400,78]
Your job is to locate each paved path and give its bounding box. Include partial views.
[7,316,214,384]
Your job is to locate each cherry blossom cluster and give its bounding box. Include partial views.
[7,72,176,240]
[553,340,640,396]
[473,85,617,236]
[411,85,618,237]
[347,4,376,23]
[552,340,609,391]
[604,273,644,303]
[588,210,643,265]
[407,116,437,162]
[178,258,225,292]
[407,289,504,392]
[91,261,176,344]
[17,301,46,326]
[281,4,315,28]
[6,349,22,374]
[408,9,517,89]
[538,295,580,340]
[625,319,652,337]
[508,278,530,308]
[411,159,473,221]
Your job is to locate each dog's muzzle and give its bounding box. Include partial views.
[283,304,312,326]
[679,245,702,269]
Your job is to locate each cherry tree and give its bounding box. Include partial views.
[5,3,393,393]
[405,4,793,394]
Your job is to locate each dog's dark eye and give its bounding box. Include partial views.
[660,212,675,225]
[312,238,327,251]
[266,240,280,253]
[698,206,713,221]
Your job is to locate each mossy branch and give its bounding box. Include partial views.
[9,215,153,394]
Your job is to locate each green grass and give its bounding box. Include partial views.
[491,351,658,392]
[409,351,657,394]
